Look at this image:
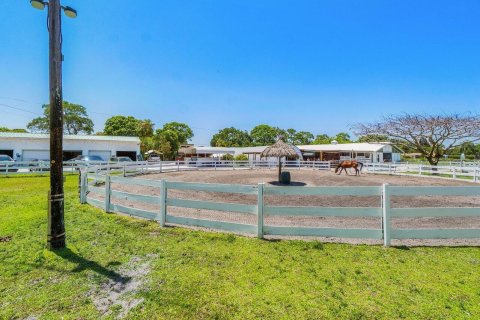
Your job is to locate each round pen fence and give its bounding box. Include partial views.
[3,159,480,184]
[80,169,480,246]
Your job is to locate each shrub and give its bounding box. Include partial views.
[221,154,234,161]
[235,154,249,161]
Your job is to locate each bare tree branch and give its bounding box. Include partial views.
[352,113,480,165]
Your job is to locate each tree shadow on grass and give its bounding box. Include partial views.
[53,247,130,283]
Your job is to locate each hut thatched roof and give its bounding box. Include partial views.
[260,137,299,158]
[178,146,197,155]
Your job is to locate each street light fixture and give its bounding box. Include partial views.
[31,0,77,250]
[30,0,77,19]
[62,6,77,18]
[30,0,46,10]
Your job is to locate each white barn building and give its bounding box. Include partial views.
[0,132,141,161]
[297,142,402,163]
[177,142,400,163]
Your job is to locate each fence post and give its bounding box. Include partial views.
[257,183,265,239]
[177,160,180,171]
[474,168,478,183]
[78,171,82,202]
[105,175,111,213]
[82,171,88,204]
[159,161,162,173]
[452,167,456,179]
[159,179,167,227]
[419,164,422,175]
[382,183,391,247]
[79,170,85,203]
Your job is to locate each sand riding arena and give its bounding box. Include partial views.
[83,168,480,246]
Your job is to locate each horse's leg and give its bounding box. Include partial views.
[344,167,349,175]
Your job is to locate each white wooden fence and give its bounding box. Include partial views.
[0,160,83,176]
[0,160,328,177]
[84,160,332,177]
[80,172,480,246]
[364,163,480,183]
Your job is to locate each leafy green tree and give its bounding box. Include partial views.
[250,124,283,146]
[139,136,154,154]
[104,116,141,136]
[0,127,28,133]
[103,116,154,138]
[162,122,193,144]
[334,132,352,144]
[313,134,332,144]
[221,154,234,160]
[286,129,297,144]
[154,129,179,159]
[138,119,155,137]
[357,134,389,143]
[210,127,252,147]
[448,142,480,158]
[294,131,314,145]
[235,154,249,161]
[285,129,314,145]
[156,135,172,160]
[27,101,94,134]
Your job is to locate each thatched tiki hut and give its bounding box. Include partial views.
[260,137,299,182]
[177,145,197,159]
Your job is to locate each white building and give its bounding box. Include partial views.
[0,132,141,161]
[297,142,402,163]
[179,142,400,163]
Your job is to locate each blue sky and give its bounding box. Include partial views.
[1,0,479,145]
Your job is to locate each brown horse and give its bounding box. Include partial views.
[335,160,364,176]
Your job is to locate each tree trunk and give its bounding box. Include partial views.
[426,157,440,175]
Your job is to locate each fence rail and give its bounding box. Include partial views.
[80,172,480,246]
[4,159,479,185]
[364,163,480,183]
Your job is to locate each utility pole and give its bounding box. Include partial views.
[47,0,65,250]
[31,0,76,249]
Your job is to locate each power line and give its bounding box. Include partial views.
[0,103,43,116]
[0,98,219,134]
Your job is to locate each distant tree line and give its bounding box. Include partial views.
[210,125,359,147]
[8,101,194,160]
[4,102,480,164]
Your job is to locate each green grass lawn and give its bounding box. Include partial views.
[1,176,479,319]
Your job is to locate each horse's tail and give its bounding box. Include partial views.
[335,161,342,173]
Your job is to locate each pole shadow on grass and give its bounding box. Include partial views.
[53,247,130,283]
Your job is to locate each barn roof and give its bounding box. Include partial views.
[0,132,140,142]
[194,146,236,154]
